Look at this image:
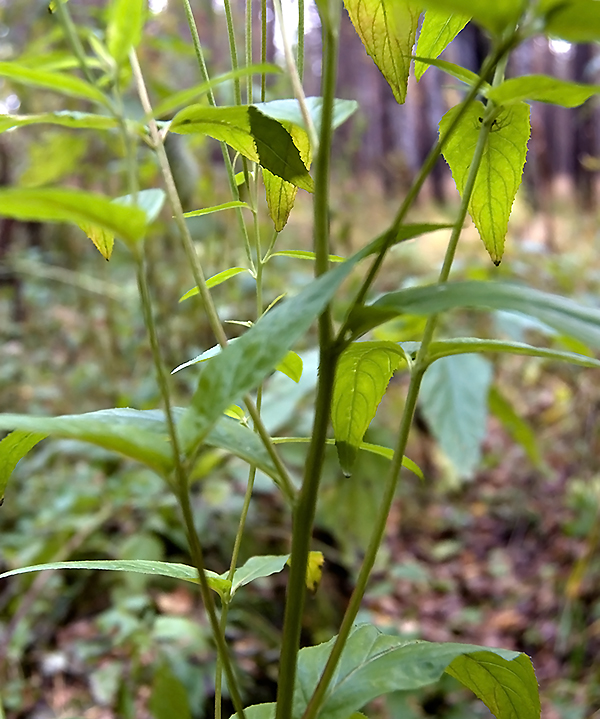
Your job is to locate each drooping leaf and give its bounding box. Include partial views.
[0,431,46,503]
[415,9,470,80]
[253,97,358,136]
[0,111,122,134]
[169,105,314,192]
[179,253,363,451]
[0,62,106,104]
[182,201,250,219]
[332,341,406,476]
[420,0,524,36]
[542,0,600,43]
[488,385,542,467]
[440,100,531,264]
[0,188,147,248]
[447,651,541,719]
[351,280,600,351]
[420,354,493,478]
[149,665,192,719]
[179,267,250,302]
[488,75,600,107]
[106,0,144,66]
[230,554,290,597]
[343,0,421,103]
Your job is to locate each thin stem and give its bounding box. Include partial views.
[223,0,242,105]
[298,0,305,82]
[246,0,253,103]
[54,0,96,87]
[301,57,502,719]
[275,5,341,719]
[261,0,267,101]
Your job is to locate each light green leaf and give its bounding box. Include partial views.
[420,354,493,478]
[253,97,358,135]
[179,253,363,451]
[343,0,421,103]
[79,222,114,260]
[332,341,406,476]
[182,201,250,219]
[0,431,46,503]
[0,111,121,134]
[149,665,192,719]
[447,651,541,719]
[440,100,531,264]
[0,559,230,597]
[269,250,345,263]
[488,385,542,467]
[276,351,304,383]
[488,75,600,108]
[543,0,600,43]
[413,56,484,88]
[154,64,282,118]
[230,554,289,597]
[107,0,144,66]
[353,280,600,351]
[415,10,470,80]
[179,267,249,302]
[359,222,455,260]
[170,105,314,192]
[420,0,524,36]
[0,188,147,247]
[0,62,106,104]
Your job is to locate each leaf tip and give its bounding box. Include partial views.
[336,440,357,477]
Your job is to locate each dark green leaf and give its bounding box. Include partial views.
[420,354,493,478]
[149,665,192,719]
[0,431,46,503]
[440,100,531,264]
[343,0,421,103]
[415,10,470,80]
[488,75,600,107]
[488,385,542,467]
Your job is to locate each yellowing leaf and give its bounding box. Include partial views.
[78,221,114,260]
[439,100,530,265]
[286,551,325,592]
[343,0,420,103]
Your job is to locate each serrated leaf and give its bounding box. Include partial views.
[543,0,600,43]
[447,651,541,719]
[440,100,531,264]
[353,280,600,351]
[488,385,541,467]
[0,431,46,503]
[420,0,524,35]
[0,111,121,134]
[179,267,249,302]
[343,0,421,103]
[332,341,406,476]
[276,351,304,383]
[415,9,470,80]
[420,354,493,478]
[488,75,600,107]
[170,105,314,192]
[106,0,144,66]
[0,188,147,247]
[0,62,106,104]
[230,554,289,597]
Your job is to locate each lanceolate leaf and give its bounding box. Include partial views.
[106,0,144,66]
[182,202,250,219]
[488,75,600,108]
[440,100,531,264]
[420,0,523,36]
[0,431,46,503]
[343,0,421,104]
[332,341,406,476]
[415,9,470,80]
[351,280,600,351]
[0,62,106,104]
[420,354,493,478]
[179,267,250,302]
[0,111,122,134]
[269,250,345,263]
[413,56,487,89]
[0,188,147,246]
[170,105,314,192]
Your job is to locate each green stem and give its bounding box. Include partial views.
[275,6,341,719]
[246,0,253,103]
[300,54,504,719]
[298,0,305,82]
[54,0,96,87]
[261,0,267,101]
[223,0,242,105]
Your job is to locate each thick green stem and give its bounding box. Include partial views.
[275,6,341,719]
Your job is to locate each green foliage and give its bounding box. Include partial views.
[415,9,470,81]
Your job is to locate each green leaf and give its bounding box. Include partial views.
[154,64,282,118]
[420,0,524,35]
[447,651,541,719]
[182,201,251,218]
[543,0,600,43]
[488,385,542,467]
[179,253,363,451]
[269,250,345,263]
[179,267,249,302]
[0,62,106,104]
[0,559,230,597]
[170,105,314,192]
[343,0,421,103]
[276,351,304,383]
[0,111,121,134]
[107,0,144,66]
[413,56,484,88]
[332,341,406,476]
[0,188,147,247]
[415,10,470,80]
[353,280,600,351]
[420,354,493,478]
[0,431,46,503]
[488,75,600,108]
[440,100,531,264]
[253,97,358,135]
[359,222,455,260]
[230,554,289,597]
[149,665,192,719]
[79,222,114,259]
